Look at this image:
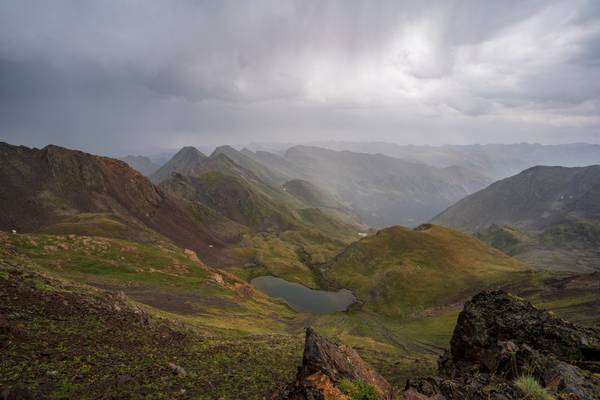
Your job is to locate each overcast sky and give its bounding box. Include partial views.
[1,0,599,155]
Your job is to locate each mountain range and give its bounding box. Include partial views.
[0,142,244,258]
[432,165,600,272]
[1,140,599,398]
[299,141,600,179]
[245,145,492,227]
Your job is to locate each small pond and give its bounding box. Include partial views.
[251,275,356,314]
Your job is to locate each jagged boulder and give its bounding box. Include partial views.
[281,327,393,400]
[405,290,600,400]
[441,290,600,376]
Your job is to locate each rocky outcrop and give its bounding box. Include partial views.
[405,290,600,400]
[281,327,393,400]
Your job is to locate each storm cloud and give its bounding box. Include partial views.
[1,0,599,155]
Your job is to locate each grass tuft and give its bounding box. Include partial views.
[338,378,380,400]
[514,375,554,400]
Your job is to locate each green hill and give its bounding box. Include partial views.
[324,224,529,318]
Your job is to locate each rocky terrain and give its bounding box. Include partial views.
[282,291,600,400]
[281,328,393,399]
[405,290,600,399]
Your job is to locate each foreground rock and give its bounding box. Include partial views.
[405,290,600,400]
[281,327,393,399]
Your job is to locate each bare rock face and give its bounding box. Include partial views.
[282,327,393,400]
[405,290,600,400]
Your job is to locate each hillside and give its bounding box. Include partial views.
[211,145,288,186]
[0,142,244,258]
[323,224,529,318]
[432,165,600,271]
[282,179,343,209]
[161,171,299,232]
[0,236,304,399]
[153,148,365,286]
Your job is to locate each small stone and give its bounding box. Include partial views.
[212,273,225,285]
[167,362,186,377]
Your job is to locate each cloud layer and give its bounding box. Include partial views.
[1,0,599,154]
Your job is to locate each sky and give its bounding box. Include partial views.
[1,0,599,155]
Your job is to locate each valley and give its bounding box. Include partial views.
[1,141,599,399]
[3,3,600,398]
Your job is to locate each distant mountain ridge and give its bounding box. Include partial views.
[247,145,493,227]
[119,155,161,176]
[432,165,600,272]
[156,146,365,240]
[299,141,600,179]
[432,165,600,232]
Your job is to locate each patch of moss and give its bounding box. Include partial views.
[338,378,380,400]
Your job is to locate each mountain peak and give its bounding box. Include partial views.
[174,146,206,158]
[150,146,207,183]
[210,145,238,157]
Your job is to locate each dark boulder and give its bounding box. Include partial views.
[440,290,600,377]
[406,290,600,400]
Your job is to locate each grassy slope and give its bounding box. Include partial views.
[0,232,296,335]
[0,260,303,400]
[162,171,300,233]
[0,232,439,396]
[325,224,529,318]
[1,230,599,398]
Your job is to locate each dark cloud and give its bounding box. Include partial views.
[0,0,598,155]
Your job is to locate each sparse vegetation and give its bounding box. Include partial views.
[514,376,554,400]
[338,378,380,400]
